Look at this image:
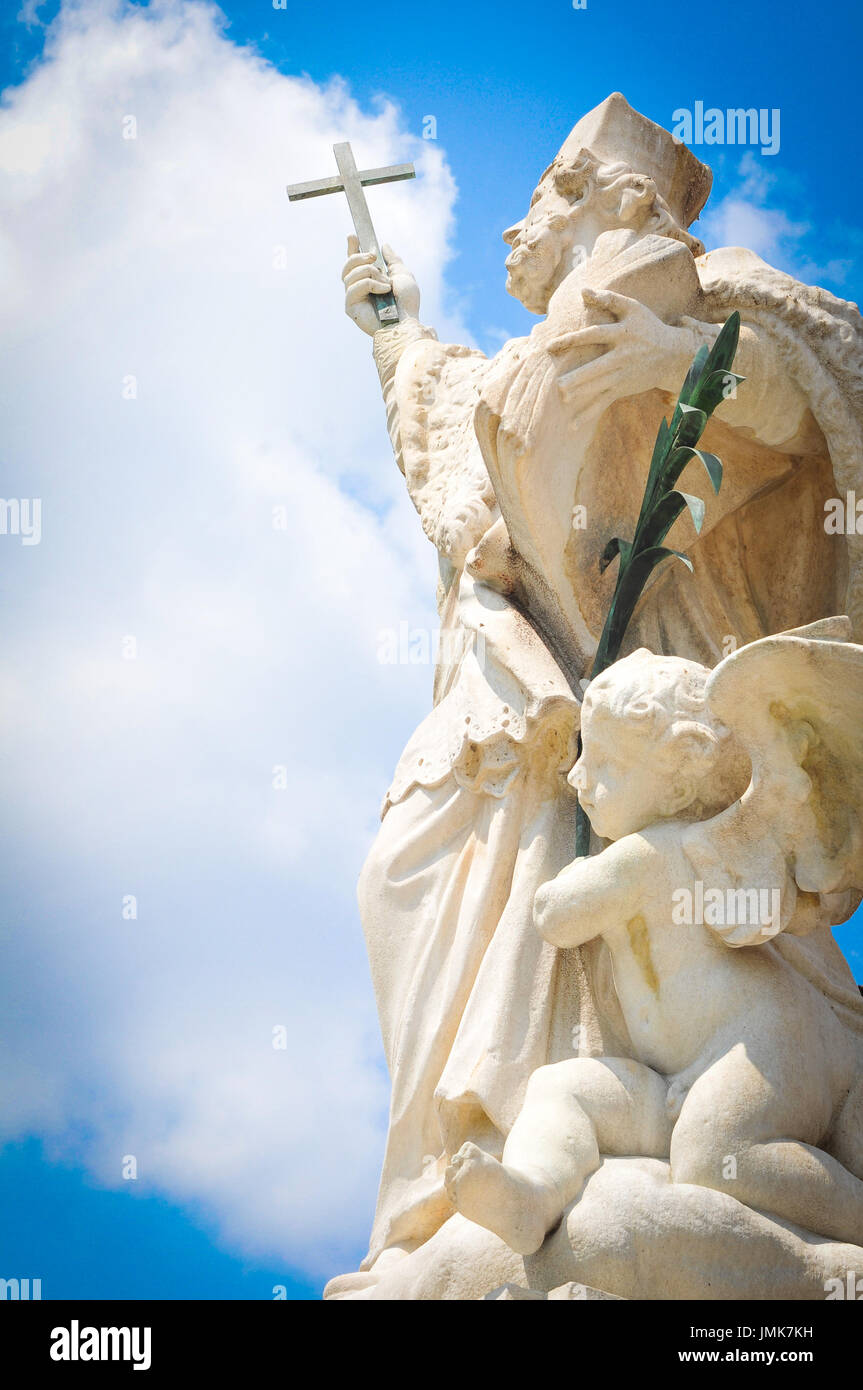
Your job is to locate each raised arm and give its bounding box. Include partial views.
[341,236,437,475]
[533,833,656,949]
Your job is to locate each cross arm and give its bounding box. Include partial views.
[286,142,415,326]
[286,163,415,201]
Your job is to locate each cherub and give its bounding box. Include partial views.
[445,618,863,1255]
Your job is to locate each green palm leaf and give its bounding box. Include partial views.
[575,312,742,857]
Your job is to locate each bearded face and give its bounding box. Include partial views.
[503,176,583,314]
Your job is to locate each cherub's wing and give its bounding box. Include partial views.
[698,617,863,1032]
[706,616,863,903]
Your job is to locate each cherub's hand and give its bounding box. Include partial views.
[551,288,697,416]
[341,235,420,336]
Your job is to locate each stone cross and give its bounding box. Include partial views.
[287,142,415,326]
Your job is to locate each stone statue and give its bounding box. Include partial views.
[446,620,863,1256]
[324,94,863,1300]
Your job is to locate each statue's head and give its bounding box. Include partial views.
[504,94,712,315]
[570,650,749,841]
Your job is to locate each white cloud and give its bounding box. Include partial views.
[0,0,467,1277]
[699,153,808,263]
[702,196,807,263]
[698,151,853,289]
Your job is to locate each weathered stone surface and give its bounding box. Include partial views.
[326,94,863,1302]
[486,1281,623,1301]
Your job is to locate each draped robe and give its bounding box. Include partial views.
[353,232,863,1270]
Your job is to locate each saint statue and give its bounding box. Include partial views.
[324,94,863,1299]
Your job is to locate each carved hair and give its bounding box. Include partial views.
[548,149,705,256]
[585,650,750,821]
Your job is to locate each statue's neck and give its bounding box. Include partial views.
[547,229,697,328]
[548,228,644,312]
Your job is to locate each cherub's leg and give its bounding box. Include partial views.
[445,1057,670,1255]
[671,1042,863,1246]
[330,1162,863,1300]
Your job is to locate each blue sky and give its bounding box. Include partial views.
[4,0,862,340]
[0,0,860,1301]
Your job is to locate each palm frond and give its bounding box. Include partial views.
[574,312,743,856]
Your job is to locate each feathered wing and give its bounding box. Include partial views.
[683,618,863,1034]
[705,616,863,902]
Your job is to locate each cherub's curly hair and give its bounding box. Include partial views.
[584,650,750,822]
[544,148,705,256]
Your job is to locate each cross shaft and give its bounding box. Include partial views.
[287,142,415,326]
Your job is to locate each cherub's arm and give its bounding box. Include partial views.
[533,833,659,949]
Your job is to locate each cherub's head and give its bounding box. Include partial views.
[570,650,749,841]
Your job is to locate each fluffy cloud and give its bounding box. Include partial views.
[0,0,468,1277]
[698,151,854,289]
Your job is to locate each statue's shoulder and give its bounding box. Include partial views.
[698,244,862,328]
[545,230,703,335]
[695,244,797,304]
[697,245,773,280]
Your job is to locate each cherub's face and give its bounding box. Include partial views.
[568,704,674,841]
[502,177,579,314]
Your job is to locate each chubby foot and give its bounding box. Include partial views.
[444,1141,561,1256]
